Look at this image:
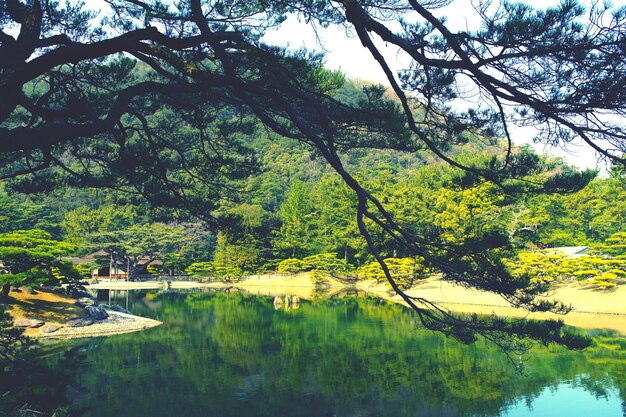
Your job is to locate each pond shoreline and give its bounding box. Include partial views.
[3,289,162,340]
[356,277,626,334]
[13,273,621,338]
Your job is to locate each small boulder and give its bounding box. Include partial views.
[67,317,94,327]
[40,324,60,334]
[85,305,109,320]
[109,304,131,314]
[76,297,97,307]
[14,318,45,328]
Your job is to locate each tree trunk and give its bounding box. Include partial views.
[1,284,11,299]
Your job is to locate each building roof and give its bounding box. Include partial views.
[62,252,164,266]
[545,246,590,258]
[62,256,97,265]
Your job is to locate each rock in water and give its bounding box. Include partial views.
[85,305,109,320]
[14,318,45,328]
[67,317,94,327]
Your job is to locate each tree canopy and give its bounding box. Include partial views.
[0,229,76,297]
[2,0,626,350]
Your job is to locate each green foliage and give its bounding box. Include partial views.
[276,253,353,277]
[0,230,77,296]
[505,252,569,284]
[506,236,626,290]
[0,187,62,237]
[309,174,365,260]
[62,205,139,244]
[73,263,93,279]
[357,257,427,289]
[596,232,626,257]
[274,180,315,258]
[1,0,625,349]
[257,259,281,273]
[213,203,276,273]
[433,182,507,245]
[276,258,306,274]
[213,265,244,281]
[85,223,188,279]
[0,310,31,364]
[214,233,263,274]
[185,262,215,279]
[184,261,243,281]
[301,253,354,276]
[527,179,626,245]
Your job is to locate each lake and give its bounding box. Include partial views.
[14,290,626,416]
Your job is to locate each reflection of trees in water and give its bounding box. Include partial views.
[29,291,626,417]
[0,344,89,416]
[581,330,626,414]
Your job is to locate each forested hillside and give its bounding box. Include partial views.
[4,0,626,357]
[1,73,625,284]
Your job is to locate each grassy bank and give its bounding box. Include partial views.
[2,288,161,339]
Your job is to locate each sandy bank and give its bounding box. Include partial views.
[357,278,626,335]
[233,273,345,299]
[234,274,626,334]
[83,274,626,335]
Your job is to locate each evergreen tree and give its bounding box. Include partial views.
[3,0,626,347]
[0,230,76,297]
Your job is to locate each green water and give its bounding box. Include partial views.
[10,290,626,416]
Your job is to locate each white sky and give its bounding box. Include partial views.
[263,0,626,172]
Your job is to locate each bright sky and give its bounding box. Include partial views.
[263,0,626,172]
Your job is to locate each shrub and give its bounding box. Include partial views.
[357,257,426,289]
[185,262,215,279]
[277,258,306,274]
[213,265,243,281]
[301,253,353,276]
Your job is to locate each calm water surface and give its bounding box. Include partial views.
[27,290,626,416]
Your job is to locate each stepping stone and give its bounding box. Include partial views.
[67,317,94,327]
[40,324,60,333]
[14,318,45,328]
